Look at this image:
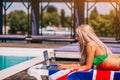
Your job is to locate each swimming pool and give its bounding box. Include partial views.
[0,55,35,70]
[0,47,54,80]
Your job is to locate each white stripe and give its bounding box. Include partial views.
[92,70,96,80]
[93,66,97,69]
[110,71,114,80]
[49,69,71,80]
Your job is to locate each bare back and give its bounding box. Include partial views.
[93,43,120,70]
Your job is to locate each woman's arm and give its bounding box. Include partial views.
[58,42,96,70]
[80,42,96,69]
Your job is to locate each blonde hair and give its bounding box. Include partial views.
[76,24,112,65]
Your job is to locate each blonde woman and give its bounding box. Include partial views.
[58,24,120,70]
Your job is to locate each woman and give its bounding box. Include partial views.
[58,24,120,70]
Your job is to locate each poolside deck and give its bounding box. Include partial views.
[0,42,67,48]
[4,59,79,80]
[0,42,67,80]
[1,42,120,80]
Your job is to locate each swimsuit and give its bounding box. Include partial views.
[93,54,108,65]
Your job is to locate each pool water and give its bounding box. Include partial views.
[0,56,35,70]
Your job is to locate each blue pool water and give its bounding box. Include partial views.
[0,56,35,70]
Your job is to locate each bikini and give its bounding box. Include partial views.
[93,54,108,65]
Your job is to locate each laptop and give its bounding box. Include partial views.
[42,50,58,70]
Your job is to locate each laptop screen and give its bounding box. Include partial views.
[43,50,50,67]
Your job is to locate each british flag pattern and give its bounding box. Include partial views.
[49,69,120,80]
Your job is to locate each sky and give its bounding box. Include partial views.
[5,2,116,17]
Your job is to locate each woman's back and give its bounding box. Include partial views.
[92,43,120,70]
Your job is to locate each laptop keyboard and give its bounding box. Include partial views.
[41,64,59,70]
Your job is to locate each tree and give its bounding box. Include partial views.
[7,10,27,34]
[64,16,72,28]
[41,5,60,27]
[89,7,99,20]
[89,8,116,37]
[46,5,57,13]
[42,12,60,27]
[60,9,65,27]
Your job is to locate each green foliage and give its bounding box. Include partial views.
[5,6,116,37]
[88,7,116,37]
[60,9,65,27]
[42,5,60,27]
[89,7,99,20]
[7,10,28,34]
[42,12,60,27]
[64,16,72,28]
[6,5,72,35]
[41,5,72,28]
[46,5,57,13]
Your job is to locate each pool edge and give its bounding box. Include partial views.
[0,57,44,80]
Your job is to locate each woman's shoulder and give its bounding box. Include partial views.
[86,42,97,54]
[86,42,97,48]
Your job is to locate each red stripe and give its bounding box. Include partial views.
[96,70,111,80]
[56,69,76,80]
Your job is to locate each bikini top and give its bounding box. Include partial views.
[93,54,108,65]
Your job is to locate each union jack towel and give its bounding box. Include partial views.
[49,69,120,80]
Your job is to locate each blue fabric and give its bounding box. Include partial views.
[113,71,120,80]
[67,70,94,80]
[49,70,60,75]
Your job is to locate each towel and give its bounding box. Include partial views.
[49,69,120,80]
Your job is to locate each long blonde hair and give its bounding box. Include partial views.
[76,24,112,65]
